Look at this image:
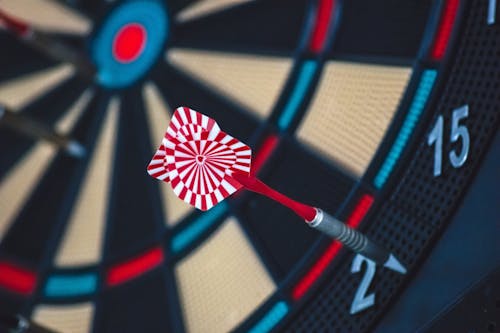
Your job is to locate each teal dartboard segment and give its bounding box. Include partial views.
[278,60,318,130]
[374,69,437,189]
[45,273,97,297]
[248,301,289,333]
[171,202,228,254]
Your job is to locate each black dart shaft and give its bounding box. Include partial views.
[0,105,85,157]
[307,208,407,274]
[0,9,96,79]
[22,30,96,79]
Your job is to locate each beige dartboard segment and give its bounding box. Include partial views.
[168,49,291,119]
[0,0,90,34]
[32,303,94,333]
[0,143,54,240]
[55,98,119,267]
[175,0,254,23]
[297,61,411,177]
[0,89,92,243]
[0,64,74,110]
[175,218,275,333]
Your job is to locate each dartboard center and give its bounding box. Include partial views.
[90,0,169,88]
[113,23,147,63]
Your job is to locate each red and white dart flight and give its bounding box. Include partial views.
[148,107,251,211]
[148,107,406,274]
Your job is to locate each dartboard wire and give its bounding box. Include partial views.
[0,90,113,315]
[92,89,183,333]
[0,75,88,182]
[171,0,310,57]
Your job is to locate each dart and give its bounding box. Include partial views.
[0,105,85,158]
[148,107,406,274]
[0,8,96,79]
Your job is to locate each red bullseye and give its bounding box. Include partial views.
[113,23,146,63]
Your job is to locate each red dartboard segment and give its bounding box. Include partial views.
[148,107,251,211]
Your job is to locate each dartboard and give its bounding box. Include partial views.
[0,0,498,332]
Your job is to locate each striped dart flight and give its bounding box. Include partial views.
[148,107,251,210]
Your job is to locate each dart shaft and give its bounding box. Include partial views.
[27,30,96,79]
[0,9,95,79]
[231,173,317,221]
[307,208,391,266]
[0,106,85,157]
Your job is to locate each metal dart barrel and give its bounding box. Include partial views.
[307,208,406,274]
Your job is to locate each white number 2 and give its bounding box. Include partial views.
[427,105,470,177]
[350,254,376,315]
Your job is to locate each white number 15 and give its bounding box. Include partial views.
[427,105,470,177]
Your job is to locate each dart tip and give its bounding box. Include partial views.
[384,253,407,274]
[66,140,86,158]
